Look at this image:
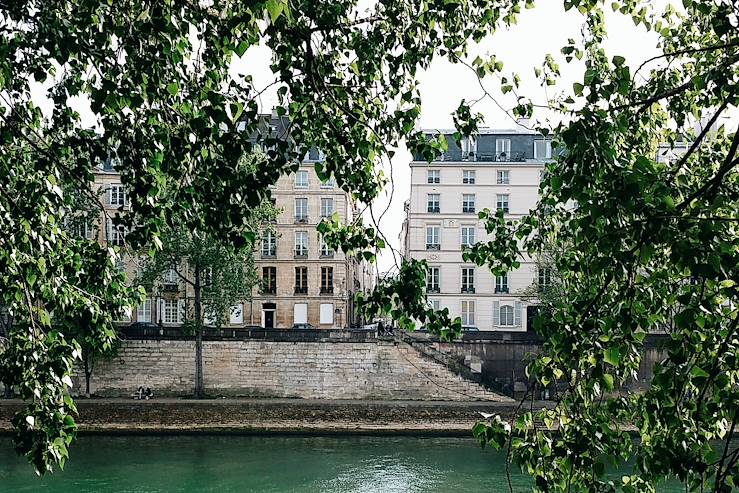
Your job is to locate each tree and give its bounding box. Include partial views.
[464,2,739,492]
[138,155,277,398]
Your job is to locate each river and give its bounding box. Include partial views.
[0,435,684,492]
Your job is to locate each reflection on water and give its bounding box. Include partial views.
[0,435,682,493]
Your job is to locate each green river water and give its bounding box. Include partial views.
[0,435,685,492]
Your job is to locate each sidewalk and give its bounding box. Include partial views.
[0,398,552,435]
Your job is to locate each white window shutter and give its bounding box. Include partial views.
[294,303,308,324]
[159,299,165,324]
[493,301,500,326]
[514,301,522,327]
[177,299,185,323]
[320,304,333,324]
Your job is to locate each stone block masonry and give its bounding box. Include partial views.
[72,340,510,402]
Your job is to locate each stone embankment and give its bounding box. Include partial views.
[0,398,544,435]
[71,339,510,402]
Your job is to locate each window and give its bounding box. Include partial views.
[163,268,178,286]
[107,219,127,246]
[320,198,334,218]
[320,238,334,257]
[262,266,277,294]
[534,139,552,159]
[320,177,335,188]
[295,170,309,188]
[108,184,126,206]
[461,226,476,248]
[294,303,308,324]
[461,267,475,293]
[295,198,308,222]
[295,267,308,294]
[427,193,440,213]
[261,230,276,257]
[430,300,440,311]
[162,299,181,324]
[229,304,244,325]
[295,231,308,257]
[494,301,521,327]
[427,170,440,184]
[539,267,552,289]
[137,298,152,323]
[499,305,514,326]
[427,266,440,293]
[497,170,510,185]
[461,135,477,160]
[496,194,510,213]
[426,226,440,250]
[462,194,476,213]
[321,267,334,294]
[462,170,476,184]
[320,303,334,324]
[72,220,94,239]
[496,138,511,161]
[461,300,475,326]
[495,274,509,293]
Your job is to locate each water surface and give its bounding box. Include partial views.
[0,435,682,492]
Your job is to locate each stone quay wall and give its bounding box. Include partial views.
[73,340,509,402]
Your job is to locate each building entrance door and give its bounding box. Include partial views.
[262,302,276,329]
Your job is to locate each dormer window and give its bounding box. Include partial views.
[461,136,477,161]
[496,139,511,161]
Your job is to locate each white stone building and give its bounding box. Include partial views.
[401,126,552,331]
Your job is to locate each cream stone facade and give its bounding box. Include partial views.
[402,127,551,331]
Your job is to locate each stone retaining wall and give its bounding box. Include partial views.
[73,340,509,401]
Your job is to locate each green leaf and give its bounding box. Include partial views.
[604,347,620,367]
[166,82,179,96]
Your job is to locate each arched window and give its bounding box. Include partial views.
[500,305,514,326]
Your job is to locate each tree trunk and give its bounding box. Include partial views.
[83,355,92,398]
[194,267,204,398]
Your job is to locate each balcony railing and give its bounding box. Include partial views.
[162,283,179,292]
[427,286,440,293]
[461,287,476,294]
[427,207,440,213]
[294,286,308,294]
[462,207,475,213]
[426,244,440,250]
[261,251,276,259]
[320,252,335,259]
[320,287,334,295]
[495,287,509,294]
[294,250,308,258]
[295,216,308,223]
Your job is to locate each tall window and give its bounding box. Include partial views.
[461,226,476,248]
[497,170,510,185]
[495,273,509,293]
[320,238,334,257]
[261,230,276,257]
[427,193,440,213]
[499,305,514,326]
[321,267,334,294]
[426,266,440,293]
[462,194,476,213]
[108,184,126,206]
[534,139,552,159]
[163,299,180,324]
[462,170,476,184]
[539,267,552,289]
[430,300,440,311]
[295,198,308,222]
[461,136,477,160]
[163,268,178,286]
[320,198,334,218]
[496,194,510,213]
[137,299,152,323]
[295,267,308,294]
[426,226,440,250]
[295,231,308,257]
[461,267,475,293]
[496,138,511,161]
[262,266,277,294]
[427,170,440,184]
[295,170,309,188]
[461,300,475,326]
[72,220,94,239]
[107,219,126,246]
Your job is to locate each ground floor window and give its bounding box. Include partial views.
[137,298,152,323]
[294,303,308,324]
[230,303,243,325]
[320,303,334,324]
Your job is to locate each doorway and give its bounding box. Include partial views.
[262,302,276,329]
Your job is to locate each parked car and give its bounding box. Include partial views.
[291,323,315,330]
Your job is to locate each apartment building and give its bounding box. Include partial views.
[401,126,552,331]
[244,157,364,329]
[88,120,366,329]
